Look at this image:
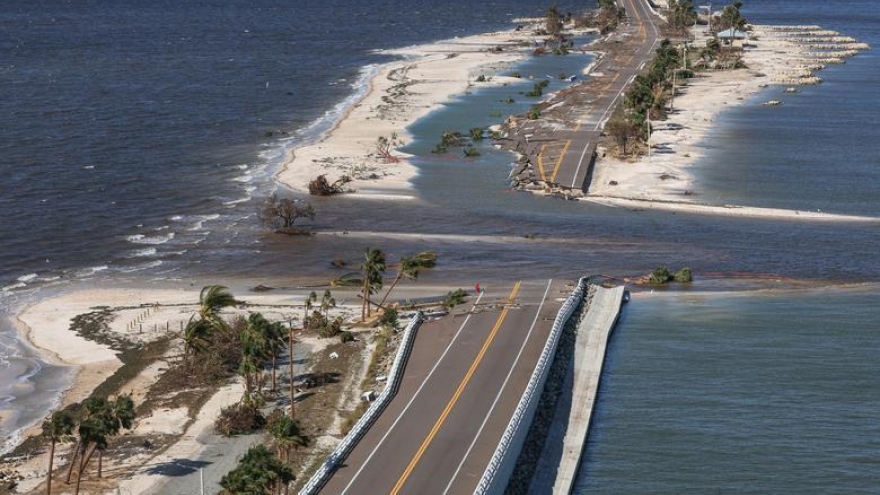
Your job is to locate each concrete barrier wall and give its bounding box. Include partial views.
[474,278,588,495]
[298,312,424,495]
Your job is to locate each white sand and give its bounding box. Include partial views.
[8,284,359,493]
[277,27,553,199]
[587,25,871,220]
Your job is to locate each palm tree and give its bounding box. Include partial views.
[266,322,286,393]
[377,251,437,309]
[360,248,386,320]
[184,285,239,372]
[287,322,296,419]
[267,411,308,495]
[70,395,136,494]
[319,290,336,319]
[330,272,362,288]
[303,291,317,323]
[42,409,75,495]
[96,395,135,478]
[267,410,310,462]
[220,444,294,495]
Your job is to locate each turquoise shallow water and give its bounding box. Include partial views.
[577,287,880,493]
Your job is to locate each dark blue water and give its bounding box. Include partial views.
[0,0,589,289]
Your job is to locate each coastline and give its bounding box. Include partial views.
[3,283,353,493]
[277,26,548,199]
[2,14,874,495]
[586,24,870,219]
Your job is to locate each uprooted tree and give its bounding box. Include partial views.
[258,194,315,233]
[308,174,346,196]
[376,133,402,163]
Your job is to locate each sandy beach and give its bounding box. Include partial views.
[586,24,870,219]
[5,284,357,493]
[277,26,551,199]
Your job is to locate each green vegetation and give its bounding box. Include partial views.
[717,1,747,32]
[525,79,550,97]
[463,146,481,158]
[432,131,465,154]
[648,266,694,285]
[220,444,294,495]
[61,395,136,494]
[443,289,469,309]
[674,267,694,283]
[470,127,485,141]
[667,0,698,32]
[624,39,686,126]
[527,106,541,120]
[379,308,399,331]
[377,251,438,310]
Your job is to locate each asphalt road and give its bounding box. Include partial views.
[536,0,662,190]
[319,279,570,495]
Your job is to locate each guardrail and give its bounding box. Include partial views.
[298,312,425,495]
[474,277,588,495]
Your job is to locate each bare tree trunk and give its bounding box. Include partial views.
[377,274,403,310]
[97,450,102,478]
[73,443,95,495]
[289,329,295,418]
[65,440,81,483]
[45,440,55,495]
[361,275,370,320]
[271,353,277,392]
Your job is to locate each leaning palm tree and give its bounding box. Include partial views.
[70,395,136,493]
[377,251,437,309]
[96,395,135,478]
[183,285,239,373]
[42,409,75,495]
[360,248,386,320]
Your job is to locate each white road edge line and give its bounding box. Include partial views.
[570,141,593,189]
[441,279,554,495]
[339,291,487,495]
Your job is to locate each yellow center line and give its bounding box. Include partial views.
[537,144,548,182]
[549,139,572,183]
[389,282,522,495]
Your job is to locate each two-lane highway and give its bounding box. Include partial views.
[538,0,662,190]
[320,280,568,495]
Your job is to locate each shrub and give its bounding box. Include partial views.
[674,267,693,283]
[470,127,485,140]
[649,267,671,285]
[379,309,399,330]
[215,402,266,436]
[339,331,355,343]
[443,289,468,309]
[305,310,343,338]
[463,147,481,158]
[527,107,541,120]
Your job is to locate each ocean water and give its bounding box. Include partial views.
[0,0,878,487]
[577,288,880,494]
